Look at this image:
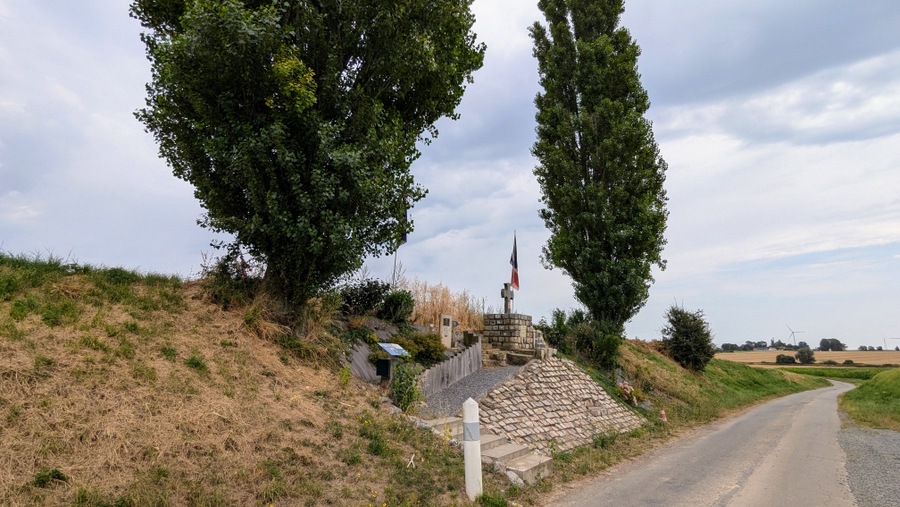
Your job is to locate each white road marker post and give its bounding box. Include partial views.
[463,397,483,501]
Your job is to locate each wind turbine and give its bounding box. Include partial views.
[884,337,900,349]
[786,325,804,346]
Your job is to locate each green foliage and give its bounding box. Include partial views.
[31,467,68,488]
[338,366,351,389]
[132,0,485,306]
[591,431,619,450]
[478,493,510,507]
[200,244,264,310]
[782,367,883,380]
[385,331,447,367]
[377,290,414,323]
[795,346,816,364]
[819,338,845,351]
[185,354,210,375]
[160,345,177,361]
[843,359,855,365]
[661,305,715,371]
[530,0,667,332]
[536,308,587,355]
[339,278,390,316]
[389,359,423,412]
[840,368,900,431]
[10,294,40,320]
[775,354,797,364]
[571,321,622,370]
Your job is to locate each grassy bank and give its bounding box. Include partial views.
[839,368,900,431]
[1,253,509,506]
[780,367,885,380]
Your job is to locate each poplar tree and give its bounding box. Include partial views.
[530,0,668,335]
[132,0,484,306]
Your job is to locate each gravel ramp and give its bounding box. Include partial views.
[421,365,522,419]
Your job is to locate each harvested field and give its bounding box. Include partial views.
[716,350,900,366]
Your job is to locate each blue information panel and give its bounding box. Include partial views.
[378,343,410,357]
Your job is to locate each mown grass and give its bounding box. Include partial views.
[839,368,900,431]
[780,367,885,380]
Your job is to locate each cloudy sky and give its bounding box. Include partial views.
[3,1,900,349]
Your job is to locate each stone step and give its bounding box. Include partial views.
[421,416,462,435]
[481,442,531,463]
[505,452,553,485]
[478,433,508,451]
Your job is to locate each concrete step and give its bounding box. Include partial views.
[481,442,531,463]
[422,416,462,436]
[506,452,553,484]
[479,433,508,451]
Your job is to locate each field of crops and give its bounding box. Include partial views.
[715,350,900,366]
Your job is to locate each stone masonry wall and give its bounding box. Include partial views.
[478,358,644,455]
[482,313,533,350]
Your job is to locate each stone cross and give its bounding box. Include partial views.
[501,282,514,314]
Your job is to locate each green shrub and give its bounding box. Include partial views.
[572,321,622,370]
[185,355,209,375]
[377,290,414,323]
[822,359,838,365]
[775,354,796,364]
[0,273,21,301]
[795,347,815,364]
[661,305,715,371]
[200,244,264,309]
[31,467,67,488]
[389,359,422,412]
[843,359,855,365]
[339,278,390,315]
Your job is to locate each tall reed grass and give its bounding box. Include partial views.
[398,277,492,331]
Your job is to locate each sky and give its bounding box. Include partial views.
[3,1,900,350]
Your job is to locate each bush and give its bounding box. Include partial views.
[377,290,414,323]
[571,321,621,370]
[795,346,816,364]
[843,359,855,365]
[389,359,422,412]
[390,332,446,367]
[661,305,715,371]
[200,243,264,309]
[339,278,391,315]
[822,359,838,365]
[775,354,796,364]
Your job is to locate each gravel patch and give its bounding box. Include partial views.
[421,365,522,418]
[838,426,900,507]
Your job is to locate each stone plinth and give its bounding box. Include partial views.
[483,313,533,350]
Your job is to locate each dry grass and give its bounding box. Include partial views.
[400,277,485,331]
[0,274,492,506]
[716,350,900,366]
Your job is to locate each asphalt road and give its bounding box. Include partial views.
[547,381,857,507]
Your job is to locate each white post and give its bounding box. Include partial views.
[463,397,483,501]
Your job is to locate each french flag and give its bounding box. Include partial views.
[510,233,519,290]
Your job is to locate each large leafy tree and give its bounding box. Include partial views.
[530,0,667,334]
[132,0,484,305]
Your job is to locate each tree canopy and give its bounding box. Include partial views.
[530,0,667,334]
[661,305,715,371]
[132,0,484,305]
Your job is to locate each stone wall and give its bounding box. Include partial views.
[483,313,534,350]
[478,358,644,455]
